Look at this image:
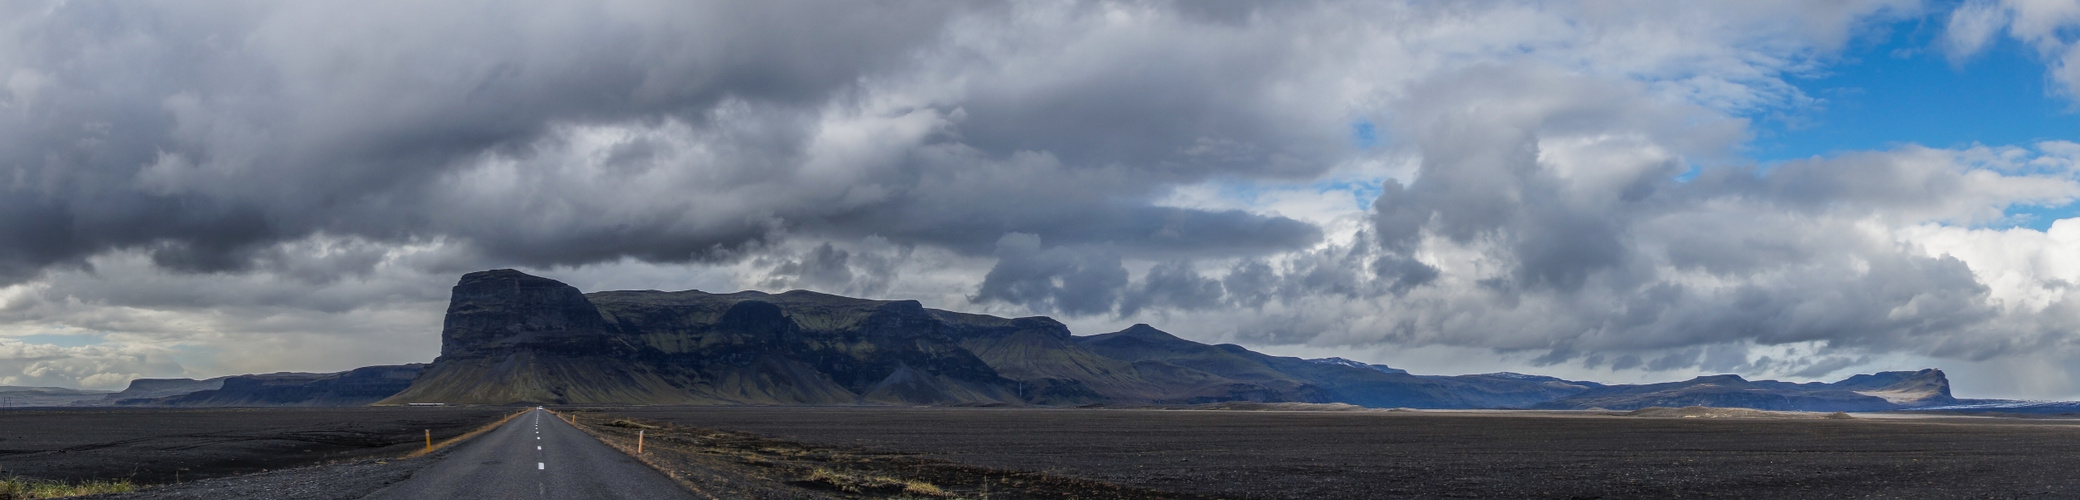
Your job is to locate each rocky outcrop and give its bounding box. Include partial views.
[433,269,633,360]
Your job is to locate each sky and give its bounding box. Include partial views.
[7,0,2080,399]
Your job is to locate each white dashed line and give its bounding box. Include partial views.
[538,462,545,470]
[537,445,542,450]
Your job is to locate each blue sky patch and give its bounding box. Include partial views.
[1352,120,1379,149]
[1749,16,2080,229]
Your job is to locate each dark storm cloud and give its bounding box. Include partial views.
[974,233,1128,316]
[1117,260,1226,316]
[0,0,953,278]
[757,241,907,298]
[0,0,1322,285]
[772,243,854,290]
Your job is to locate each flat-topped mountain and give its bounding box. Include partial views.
[71,377,227,406]
[1533,369,1954,411]
[375,270,1957,412]
[72,366,424,407]
[0,386,113,407]
[147,365,426,407]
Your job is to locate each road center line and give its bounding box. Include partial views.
[538,462,545,470]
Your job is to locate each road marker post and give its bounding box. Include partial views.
[424,429,431,452]
[637,430,644,454]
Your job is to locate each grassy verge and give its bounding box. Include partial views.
[0,477,135,499]
[401,407,529,459]
[562,410,1190,499]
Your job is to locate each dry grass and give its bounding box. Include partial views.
[605,419,659,429]
[0,477,135,499]
[563,412,1175,499]
[799,468,953,497]
[402,408,528,458]
[900,479,951,497]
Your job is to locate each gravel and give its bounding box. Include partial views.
[80,449,452,500]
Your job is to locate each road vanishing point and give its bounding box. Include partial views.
[364,408,693,500]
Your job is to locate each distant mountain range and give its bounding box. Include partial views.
[49,270,1987,412]
[367,269,1951,411]
[65,365,423,407]
[0,386,112,407]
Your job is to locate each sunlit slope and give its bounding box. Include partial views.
[1533,370,1956,411]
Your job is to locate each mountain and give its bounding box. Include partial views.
[382,271,1033,405]
[385,269,1559,406]
[137,365,427,407]
[0,386,114,407]
[1309,358,1408,375]
[71,366,424,407]
[73,377,227,406]
[1906,399,2080,415]
[1532,369,1955,411]
[377,269,1956,411]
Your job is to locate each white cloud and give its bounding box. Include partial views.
[1943,0,2080,97]
[0,339,181,390]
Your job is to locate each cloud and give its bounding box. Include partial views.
[1943,0,2011,61]
[0,0,1335,285]
[14,0,2080,398]
[1941,0,2080,97]
[0,339,182,390]
[0,0,1897,286]
[974,233,1127,316]
[1118,260,1226,317]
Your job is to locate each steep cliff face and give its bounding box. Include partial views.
[380,270,690,405]
[435,269,632,360]
[1836,369,1955,406]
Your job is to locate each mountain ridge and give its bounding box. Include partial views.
[370,269,1961,412]
[31,269,1969,411]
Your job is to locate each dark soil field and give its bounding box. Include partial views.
[0,407,514,485]
[586,407,2080,499]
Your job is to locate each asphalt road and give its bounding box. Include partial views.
[363,408,693,500]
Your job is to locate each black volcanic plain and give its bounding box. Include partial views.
[590,406,2080,499]
[0,407,510,484]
